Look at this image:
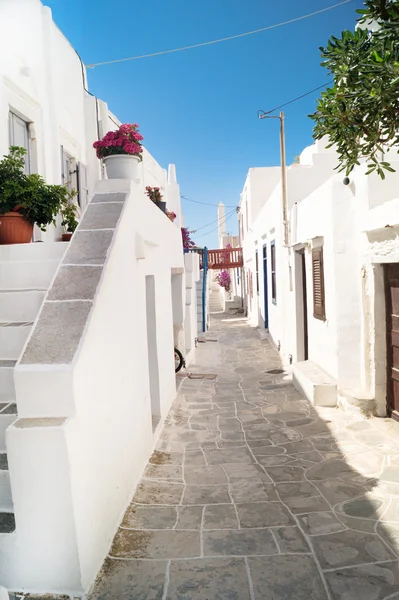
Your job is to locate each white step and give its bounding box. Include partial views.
[0,241,67,262]
[0,261,59,291]
[0,323,32,360]
[292,360,337,407]
[338,388,375,417]
[0,405,17,452]
[0,290,45,322]
[0,455,12,512]
[0,363,15,404]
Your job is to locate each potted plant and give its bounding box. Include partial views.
[0,146,75,245]
[93,123,143,180]
[216,269,231,292]
[61,198,79,241]
[166,210,177,222]
[145,186,167,213]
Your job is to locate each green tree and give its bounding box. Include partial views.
[310,0,399,179]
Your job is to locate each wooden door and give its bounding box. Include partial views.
[385,264,399,420]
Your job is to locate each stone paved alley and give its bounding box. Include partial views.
[91,315,399,600]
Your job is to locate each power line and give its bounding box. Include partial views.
[181,195,237,208]
[258,81,334,116]
[191,207,237,234]
[195,209,237,239]
[86,1,351,68]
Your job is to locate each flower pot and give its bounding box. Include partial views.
[157,201,167,214]
[62,232,73,242]
[0,212,33,245]
[103,154,140,180]
[167,214,176,222]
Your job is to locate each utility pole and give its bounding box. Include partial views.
[258,111,289,246]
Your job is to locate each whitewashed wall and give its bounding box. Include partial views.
[0,0,182,242]
[241,136,399,416]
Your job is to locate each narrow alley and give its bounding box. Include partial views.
[91,314,399,600]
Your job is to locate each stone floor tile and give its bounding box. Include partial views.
[273,526,309,553]
[230,479,278,503]
[248,555,329,599]
[149,451,183,465]
[167,558,251,600]
[175,505,204,530]
[307,461,355,485]
[265,465,307,482]
[285,495,332,514]
[236,501,294,528]
[122,505,177,529]
[222,462,270,481]
[184,465,228,485]
[110,529,200,559]
[182,485,231,505]
[133,481,184,505]
[203,504,238,529]
[185,450,207,465]
[143,464,183,481]
[298,512,345,535]
[204,447,255,464]
[325,561,399,600]
[312,529,396,569]
[203,528,277,556]
[89,558,167,600]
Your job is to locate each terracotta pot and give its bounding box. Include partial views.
[0,212,33,245]
[62,232,73,242]
[167,214,176,222]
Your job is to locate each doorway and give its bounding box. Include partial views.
[294,249,309,361]
[384,263,399,420]
[262,244,269,329]
[145,275,161,431]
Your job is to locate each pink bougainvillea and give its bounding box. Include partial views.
[93,124,144,160]
[216,269,231,292]
[181,227,195,251]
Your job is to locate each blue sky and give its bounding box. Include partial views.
[47,0,363,247]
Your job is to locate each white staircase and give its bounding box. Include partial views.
[209,282,224,313]
[0,242,67,538]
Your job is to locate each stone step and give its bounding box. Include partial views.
[0,404,17,453]
[0,290,45,323]
[0,362,16,404]
[0,323,32,360]
[0,454,12,512]
[292,360,337,407]
[0,241,67,262]
[0,261,59,291]
[338,388,375,417]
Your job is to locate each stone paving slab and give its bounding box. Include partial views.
[89,313,399,599]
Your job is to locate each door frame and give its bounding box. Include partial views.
[262,244,269,329]
[294,246,309,362]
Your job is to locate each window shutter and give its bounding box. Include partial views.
[312,248,326,320]
[60,146,68,186]
[77,162,89,208]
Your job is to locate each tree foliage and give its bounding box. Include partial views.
[310,0,399,178]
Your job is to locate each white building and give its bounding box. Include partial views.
[240,138,399,417]
[0,0,199,594]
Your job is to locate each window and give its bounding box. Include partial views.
[255,250,259,294]
[270,241,276,304]
[61,146,89,208]
[9,111,30,174]
[312,247,326,320]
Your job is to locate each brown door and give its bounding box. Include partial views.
[301,251,309,361]
[385,264,399,420]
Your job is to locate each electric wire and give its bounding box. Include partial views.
[195,209,237,239]
[86,1,351,68]
[190,207,237,234]
[181,195,237,208]
[258,80,334,116]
